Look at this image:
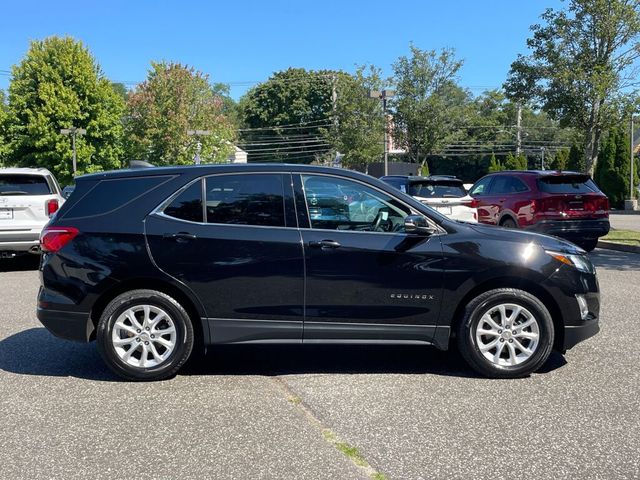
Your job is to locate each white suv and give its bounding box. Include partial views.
[0,168,65,258]
[380,175,478,222]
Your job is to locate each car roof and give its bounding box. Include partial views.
[0,167,53,176]
[381,175,461,181]
[489,170,586,176]
[76,163,376,182]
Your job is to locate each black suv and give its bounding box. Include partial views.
[37,164,600,380]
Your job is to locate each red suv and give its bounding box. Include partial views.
[469,170,610,251]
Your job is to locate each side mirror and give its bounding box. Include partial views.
[404,215,436,235]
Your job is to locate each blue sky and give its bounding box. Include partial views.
[0,0,563,99]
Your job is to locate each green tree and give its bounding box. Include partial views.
[487,152,504,172]
[391,45,467,169]
[504,152,518,170]
[0,90,9,167]
[505,0,640,176]
[567,144,586,172]
[6,36,125,184]
[331,66,385,167]
[238,68,334,163]
[125,62,235,165]
[550,148,569,170]
[516,154,528,170]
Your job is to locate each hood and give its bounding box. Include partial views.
[468,223,584,254]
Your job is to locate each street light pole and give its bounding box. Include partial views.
[631,116,635,200]
[60,127,86,176]
[187,129,211,165]
[368,89,395,176]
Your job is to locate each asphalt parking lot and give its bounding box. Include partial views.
[0,250,639,480]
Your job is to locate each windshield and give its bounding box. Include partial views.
[408,181,466,198]
[537,175,599,194]
[0,174,52,195]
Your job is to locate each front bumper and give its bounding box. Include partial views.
[564,319,600,350]
[526,218,610,239]
[37,307,93,342]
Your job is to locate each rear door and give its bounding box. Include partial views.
[145,173,305,344]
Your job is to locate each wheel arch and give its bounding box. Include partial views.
[89,277,207,347]
[448,276,564,351]
[498,212,518,226]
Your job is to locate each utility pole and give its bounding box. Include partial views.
[541,147,545,170]
[516,104,522,157]
[187,129,211,165]
[60,127,87,176]
[631,116,635,200]
[368,89,395,176]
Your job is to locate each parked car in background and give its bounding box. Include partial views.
[380,175,477,222]
[469,170,610,251]
[38,164,599,381]
[0,168,64,258]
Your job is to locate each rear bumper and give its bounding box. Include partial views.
[0,230,41,252]
[37,307,93,342]
[526,218,610,239]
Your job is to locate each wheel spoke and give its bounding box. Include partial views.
[513,339,533,357]
[480,338,501,352]
[113,337,136,346]
[154,325,176,336]
[149,313,166,329]
[483,314,502,332]
[514,330,538,340]
[122,343,139,361]
[507,306,522,326]
[149,342,164,362]
[115,322,137,335]
[154,336,173,349]
[477,328,499,337]
[139,344,148,367]
[497,305,507,327]
[493,341,506,362]
[517,318,535,330]
[506,342,518,365]
[125,309,142,329]
[142,305,151,327]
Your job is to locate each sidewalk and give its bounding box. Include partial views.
[609,213,640,232]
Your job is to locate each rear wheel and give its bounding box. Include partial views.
[96,289,194,381]
[576,238,598,252]
[500,217,517,229]
[456,288,554,378]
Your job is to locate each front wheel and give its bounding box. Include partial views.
[96,289,194,381]
[456,288,554,378]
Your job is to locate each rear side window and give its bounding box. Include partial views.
[537,175,599,194]
[408,181,466,198]
[205,174,286,227]
[382,178,407,193]
[64,176,170,218]
[0,175,51,195]
[490,176,529,194]
[164,181,203,222]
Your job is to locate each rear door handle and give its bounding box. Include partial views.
[309,239,341,249]
[163,232,197,242]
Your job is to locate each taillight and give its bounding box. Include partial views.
[463,199,479,208]
[40,226,79,253]
[46,199,59,217]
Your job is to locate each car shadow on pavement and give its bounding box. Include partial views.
[184,344,568,379]
[589,249,640,270]
[0,327,117,381]
[0,256,40,272]
[0,328,567,381]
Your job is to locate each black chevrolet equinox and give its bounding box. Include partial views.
[37,164,600,380]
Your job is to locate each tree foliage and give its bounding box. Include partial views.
[125,62,235,166]
[0,90,8,167]
[567,144,586,172]
[549,148,569,170]
[488,152,504,172]
[505,0,640,174]
[595,126,639,205]
[6,36,125,185]
[391,46,468,167]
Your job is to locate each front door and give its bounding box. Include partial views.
[295,174,444,343]
[145,173,304,344]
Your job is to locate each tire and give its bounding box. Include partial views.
[500,217,517,229]
[96,289,194,381]
[456,288,554,379]
[576,238,598,252]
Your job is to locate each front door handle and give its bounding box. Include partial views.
[309,239,341,249]
[163,232,197,242]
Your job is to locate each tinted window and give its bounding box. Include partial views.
[490,176,529,194]
[408,180,466,198]
[205,174,285,227]
[302,175,410,232]
[65,176,170,218]
[469,177,492,196]
[382,178,408,193]
[537,175,600,194]
[511,177,529,192]
[0,174,51,195]
[164,181,203,222]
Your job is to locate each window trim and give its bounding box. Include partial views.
[153,172,297,230]
[295,172,443,236]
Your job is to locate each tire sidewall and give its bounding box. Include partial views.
[462,290,554,377]
[97,291,193,381]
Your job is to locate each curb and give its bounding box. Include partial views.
[597,240,640,254]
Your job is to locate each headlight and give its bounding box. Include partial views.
[546,250,594,273]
